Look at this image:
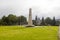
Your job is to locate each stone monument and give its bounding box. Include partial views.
[26,8,34,27]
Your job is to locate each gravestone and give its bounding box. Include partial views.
[26,8,34,27]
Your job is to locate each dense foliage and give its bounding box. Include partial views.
[0,14,60,26]
[33,16,60,26]
[0,14,27,25]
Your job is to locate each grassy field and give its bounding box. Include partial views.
[0,26,58,40]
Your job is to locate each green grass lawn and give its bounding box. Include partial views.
[0,26,58,40]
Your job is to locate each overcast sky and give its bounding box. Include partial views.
[0,0,60,19]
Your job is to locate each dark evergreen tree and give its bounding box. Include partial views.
[45,17,52,25]
[35,16,38,26]
[52,17,56,26]
[40,17,45,26]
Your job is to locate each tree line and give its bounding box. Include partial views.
[0,14,60,26]
[0,14,27,25]
[33,16,60,26]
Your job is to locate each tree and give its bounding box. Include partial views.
[35,16,38,26]
[2,16,8,25]
[18,16,20,25]
[18,16,27,25]
[56,20,60,26]
[52,17,56,26]
[7,14,17,25]
[0,19,3,25]
[1,14,27,25]
[45,17,52,25]
[40,17,45,26]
